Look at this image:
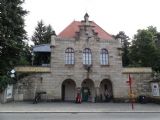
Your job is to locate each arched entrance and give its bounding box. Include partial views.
[99,79,113,102]
[81,79,95,102]
[61,79,76,101]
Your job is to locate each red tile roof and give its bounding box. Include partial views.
[58,21,113,40]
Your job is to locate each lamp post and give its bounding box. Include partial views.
[84,64,92,78]
[126,74,134,110]
[6,69,15,101]
[10,69,15,78]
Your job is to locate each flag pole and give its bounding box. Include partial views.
[128,74,134,110]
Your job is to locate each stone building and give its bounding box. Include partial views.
[12,13,153,102]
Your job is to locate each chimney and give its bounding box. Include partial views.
[51,35,56,47]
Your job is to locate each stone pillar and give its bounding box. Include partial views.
[95,87,101,102]
[51,35,56,47]
[0,89,8,103]
[50,35,56,71]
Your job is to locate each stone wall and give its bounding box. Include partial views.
[122,73,152,97]
[13,68,152,102]
[13,73,49,101]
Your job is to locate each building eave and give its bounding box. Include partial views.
[122,67,152,74]
[15,66,51,73]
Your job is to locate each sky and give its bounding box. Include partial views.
[23,0,160,41]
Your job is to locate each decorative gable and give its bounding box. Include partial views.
[58,14,113,40]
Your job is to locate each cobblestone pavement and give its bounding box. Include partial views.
[0,102,160,112]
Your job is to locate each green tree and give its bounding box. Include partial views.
[31,20,46,45]
[31,20,55,45]
[18,43,32,66]
[115,31,130,66]
[155,32,160,48]
[153,32,160,72]
[44,25,55,43]
[153,49,160,72]
[129,28,157,68]
[147,26,160,72]
[0,0,27,90]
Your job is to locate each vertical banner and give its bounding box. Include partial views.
[126,74,134,110]
[6,85,13,99]
[151,83,160,96]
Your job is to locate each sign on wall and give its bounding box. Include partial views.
[6,85,13,99]
[151,83,160,96]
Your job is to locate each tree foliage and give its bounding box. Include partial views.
[18,43,32,66]
[0,0,28,90]
[115,26,160,72]
[115,31,130,66]
[44,25,55,43]
[129,26,158,70]
[31,20,55,45]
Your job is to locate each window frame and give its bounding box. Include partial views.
[65,48,74,65]
[83,48,92,65]
[100,48,109,65]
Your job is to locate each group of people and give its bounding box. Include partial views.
[104,89,111,102]
[76,88,112,103]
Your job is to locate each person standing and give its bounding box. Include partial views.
[104,89,110,102]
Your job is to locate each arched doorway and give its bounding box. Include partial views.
[99,79,113,102]
[61,79,76,101]
[81,79,95,102]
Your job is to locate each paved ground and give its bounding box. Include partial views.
[0,102,160,112]
[1,113,160,120]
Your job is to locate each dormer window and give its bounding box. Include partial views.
[65,48,74,65]
[83,48,92,65]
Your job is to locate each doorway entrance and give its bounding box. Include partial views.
[81,79,95,102]
[99,79,113,102]
[61,79,76,101]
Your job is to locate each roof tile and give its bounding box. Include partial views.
[58,21,113,40]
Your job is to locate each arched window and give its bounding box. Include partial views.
[83,48,92,65]
[100,49,109,65]
[65,48,74,64]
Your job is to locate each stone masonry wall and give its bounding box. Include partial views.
[48,32,127,100]
[122,73,152,99]
[13,73,50,101]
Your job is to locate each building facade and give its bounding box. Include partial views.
[12,14,152,102]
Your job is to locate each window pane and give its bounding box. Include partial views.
[100,49,109,65]
[83,48,92,65]
[89,54,91,65]
[65,48,74,65]
[106,54,109,64]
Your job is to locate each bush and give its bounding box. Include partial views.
[0,75,12,92]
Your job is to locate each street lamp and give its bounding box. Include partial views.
[84,64,92,79]
[84,64,92,73]
[5,69,15,101]
[10,69,15,78]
